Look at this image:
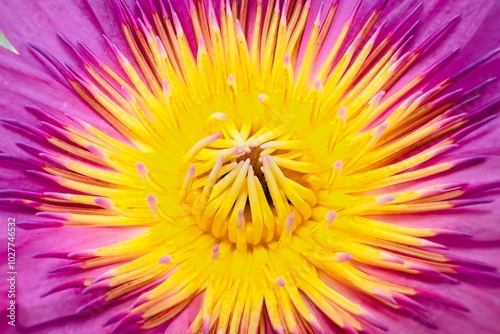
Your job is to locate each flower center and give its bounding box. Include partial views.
[180,113,319,247]
[236,145,264,183]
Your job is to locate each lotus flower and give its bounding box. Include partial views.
[1,0,500,333]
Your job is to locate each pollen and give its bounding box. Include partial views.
[4,0,499,333]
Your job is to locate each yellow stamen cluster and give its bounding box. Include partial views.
[20,0,494,333]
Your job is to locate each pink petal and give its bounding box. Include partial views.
[358,264,500,334]
[0,223,147,329]
[0,0,124,68]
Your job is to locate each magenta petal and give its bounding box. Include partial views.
[0,224,148,329]
[162,293,203,334]
[359,264,500,334]
[0,0,499,333]
[435,0,500,78]
[86,0,194,59]
[0,0,126,68]
[0,48,90,121]
[85,0,137,56]
[381,112,500,240]
[0,47,124,159]
[467,4,500,57]
[379,0,500,96]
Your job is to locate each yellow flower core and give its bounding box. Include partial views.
[17,0,498,333]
